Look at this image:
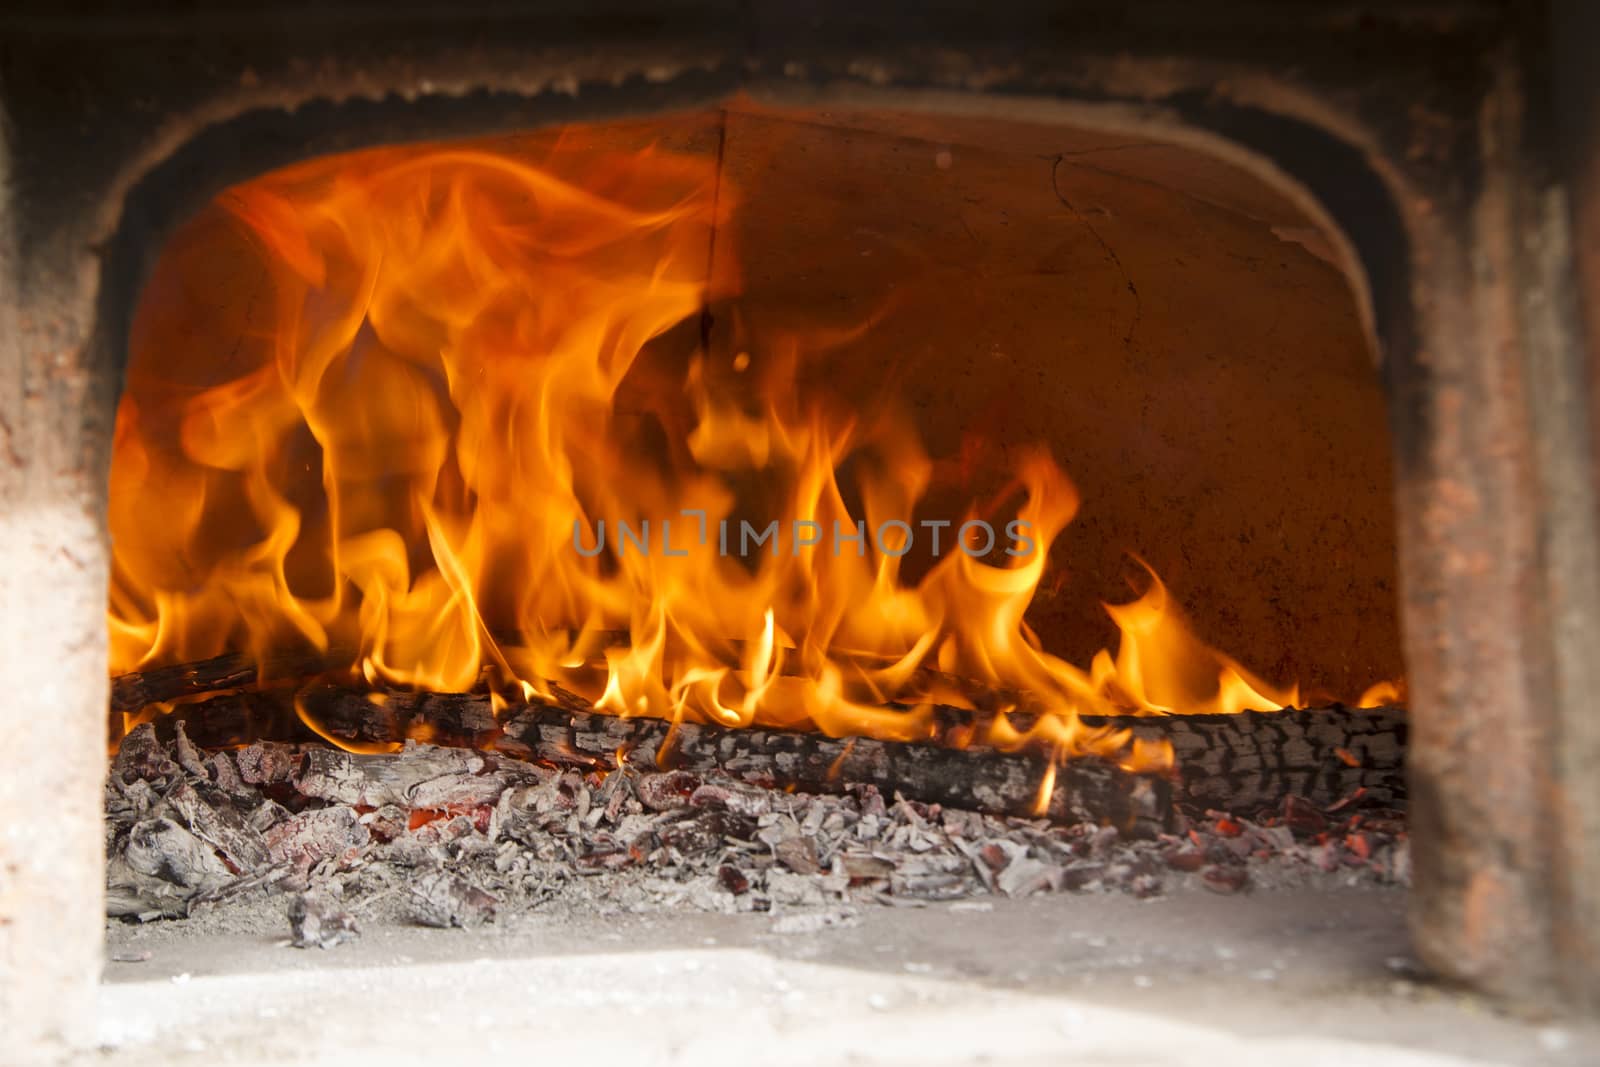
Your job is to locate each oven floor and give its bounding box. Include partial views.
[92,886,1593,1065]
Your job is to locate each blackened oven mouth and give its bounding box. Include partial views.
[104,103,1408,936]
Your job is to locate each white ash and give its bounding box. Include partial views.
[103,723,1410,938]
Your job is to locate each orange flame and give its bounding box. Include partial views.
[107,131,1398,772]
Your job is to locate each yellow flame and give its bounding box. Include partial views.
[1356,680,1404,708]
[107,132,1401,773]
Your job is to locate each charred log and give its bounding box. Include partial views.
[116,657,1407,828]
[1081,708,1406,811]
[110,649,334,713]
[497,703,1172,834]
[155,682,1172,834]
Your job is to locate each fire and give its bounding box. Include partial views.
[107,129,1396,771]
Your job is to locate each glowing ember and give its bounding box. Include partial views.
[107,130,1397,770]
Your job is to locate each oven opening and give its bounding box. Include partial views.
[105,105,1406,930]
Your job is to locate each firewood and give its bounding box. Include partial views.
[111,649,334,713]
[497,702,1172,834]
[152,682,1175,834]
[128,663,1405,817]
[1081,707,1407,811]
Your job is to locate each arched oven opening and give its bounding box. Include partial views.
[3,6,1597,1062]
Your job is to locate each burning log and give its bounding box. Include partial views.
[150,682,1173,834]
[1081,708,1406,811]
[110,649,330,714]
[113,655,1407,827]
[112,650,1406,812]
[497,703,1172,834]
